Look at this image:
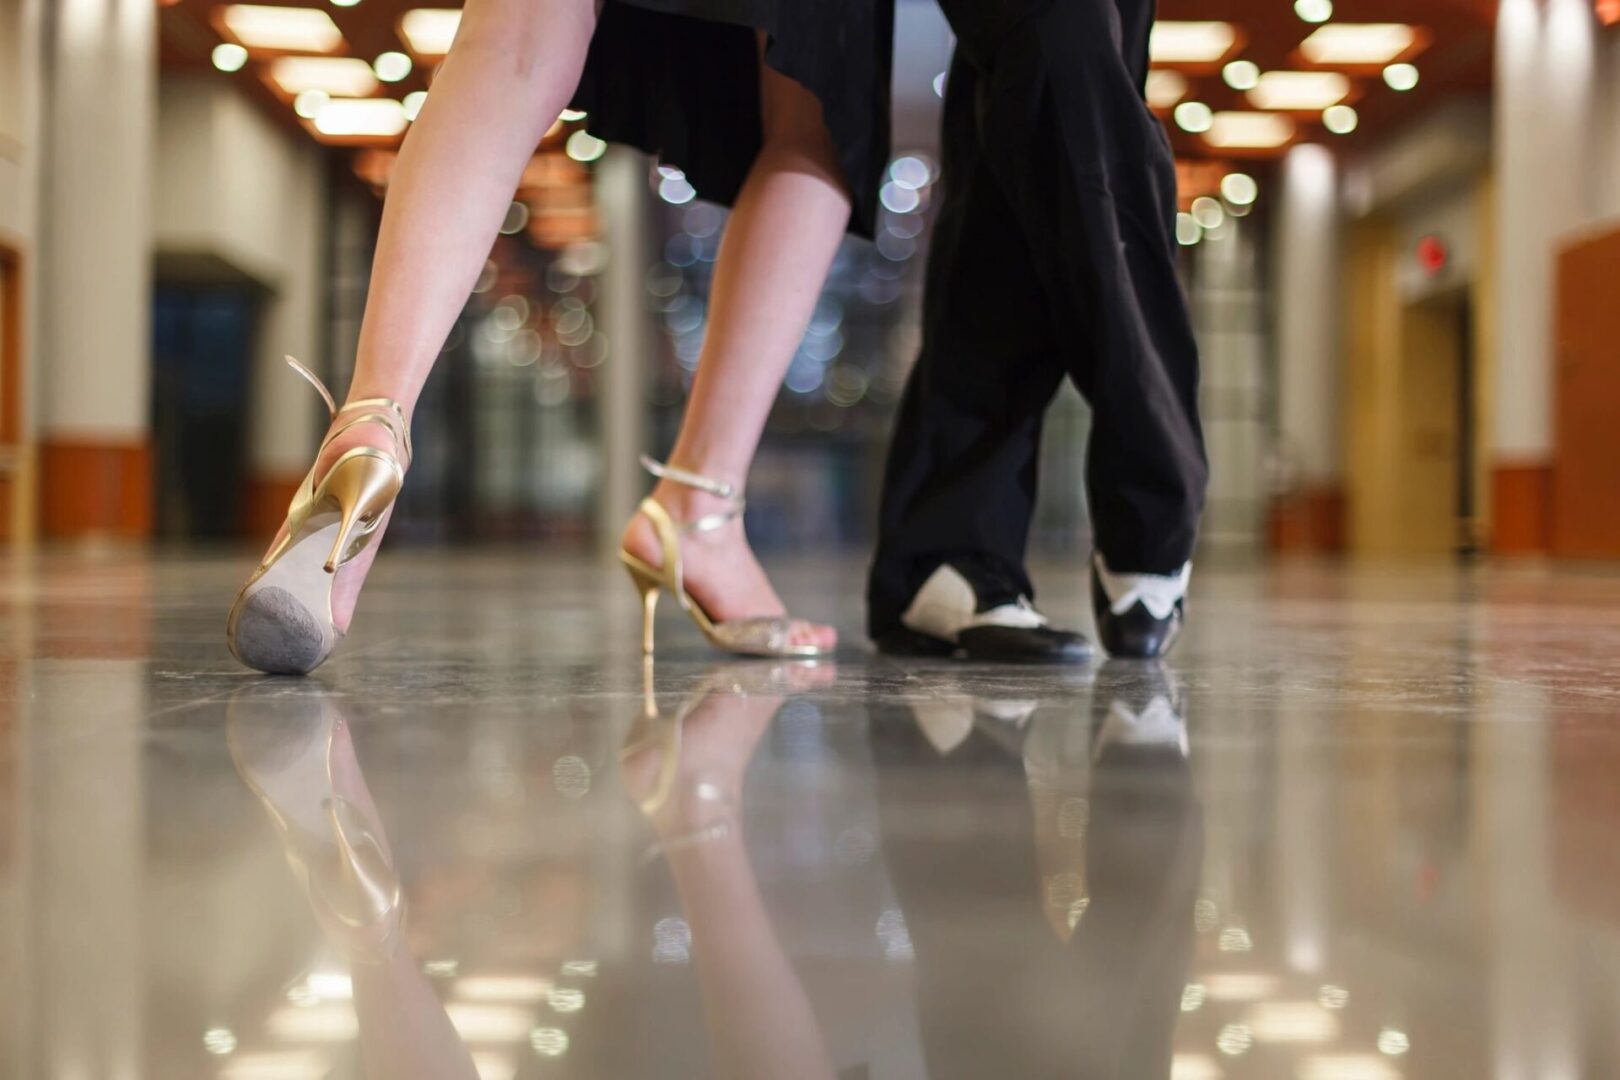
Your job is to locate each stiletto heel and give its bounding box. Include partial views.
[618,456,831,659]
[227,357,411,676]
[624,562,662,654]
[320,452,406,574]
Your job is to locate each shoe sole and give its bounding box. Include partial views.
[228,514,342,675]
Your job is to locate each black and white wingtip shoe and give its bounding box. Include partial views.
[1091,555,1189,660]
[876,560,1092,663]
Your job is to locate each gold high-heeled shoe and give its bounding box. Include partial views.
[227,357,410,675]
[619,456,832,659]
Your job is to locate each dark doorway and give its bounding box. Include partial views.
[151,285,260,539]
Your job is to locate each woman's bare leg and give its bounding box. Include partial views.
[299,0,598,630]
[622,45,851,648]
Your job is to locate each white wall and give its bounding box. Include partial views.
[154,75,327,476]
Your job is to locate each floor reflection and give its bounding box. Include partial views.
[7,554,1620,1078]
[229,686,477,1080]
[870,663,1201,1080]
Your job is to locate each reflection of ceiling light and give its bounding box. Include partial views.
[547,987,585,1013]
[313,98,409,137]
[1295,0,1334,23]
[530,1027,570,1058]
[399,9,461,56]
[373,51,412,82]
[1174,101,1214,133]
[269,56,376,96]
[266,1004,359,1041]
[220,6,345,53]
[1377,1028,1411,1056]
[220,1052,330,1080]
[1323,104,1360,134]
[1205,112,1296,149]
[455,975,551,1002]
[1300,24,1418,65]
[471,1052,517,1080]
[445,1004,532,1042]
[1384,62,1420,91]
[1298,1056,1400,1080]
[1244,1002,1340,1043]
[1146,70,1189,109]
[202,1028,238,1055]
[1223,60,1260,90]
[1203,973,1280,1000]
[1150,22,1238,64]
[1216,1024,1254,1056]
[1171,1055,1224,1080]
[212,43,248,72]
[1248,71,1350,110]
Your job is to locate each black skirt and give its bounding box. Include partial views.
[570,0,893,239]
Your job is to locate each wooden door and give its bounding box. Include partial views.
[1553,229,1620,557]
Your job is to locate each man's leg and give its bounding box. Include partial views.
[866,52,1071,650]
[979,0,1208,655]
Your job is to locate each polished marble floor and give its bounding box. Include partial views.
[3,548,1620,1079]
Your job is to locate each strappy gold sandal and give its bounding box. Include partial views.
[227,357,410,675]
[619,456,832,659]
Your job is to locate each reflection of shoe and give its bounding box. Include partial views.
[1092,663,1187,758]
[880,560,1091,663]
[621,660,833,848]
[621,662,829,859]
[1091,554,1188,660]
[228,686,404,962]
[905,684,1041,757]
[226,358,409,675]
[620,457,832,659]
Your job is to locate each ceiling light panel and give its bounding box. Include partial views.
[268,56,377,97]
[1247,71,1351,111]
[1299,24,1421,66]
[312,98,409,139]
[1150,22,1239,65]
[399,9,462,57]
[1146,70,1190,110]
[1204,111,1297,150]
[219,5,345,53]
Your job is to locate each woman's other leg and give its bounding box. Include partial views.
[623,43,852,647]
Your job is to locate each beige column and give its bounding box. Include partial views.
[0,0,47,544]
[1271,144,1342,550]
[37,0,156,537]
[1490,0,1597,551]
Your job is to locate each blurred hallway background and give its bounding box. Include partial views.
[4,0,1617,564]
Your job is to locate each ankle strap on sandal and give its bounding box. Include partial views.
[640,455,744,533]
[287,355,413,464]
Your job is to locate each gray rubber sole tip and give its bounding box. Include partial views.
[231,586,328,676]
